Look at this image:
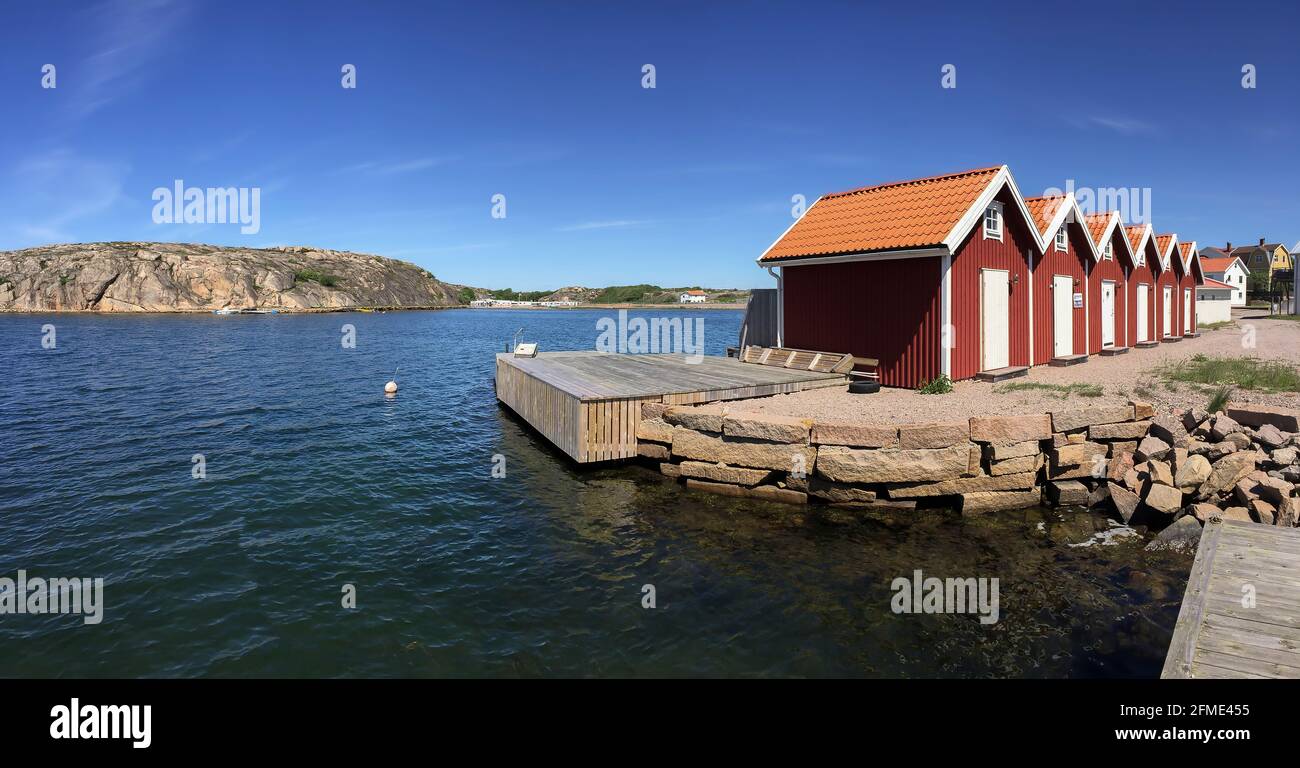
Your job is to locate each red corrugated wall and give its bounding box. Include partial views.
[1032,221,1089,363]
[1159,261,1181,337]
[949,188,1034,380]
[1088,237,1129,353]
[1128,243,1161,346]
[782,257,942,388]
[1182,262,1199,332]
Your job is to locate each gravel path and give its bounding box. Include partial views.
[726,312,1300,425]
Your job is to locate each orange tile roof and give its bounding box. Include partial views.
[1178,242,1195,259]
[1155,234,1175,257]
[1201,277,1233,290]
[760,165,1003,261]
[1084,212,1114,244]
[1124,225,1147,254]
[1199,256,1239,273]
[1023,195,1067,237]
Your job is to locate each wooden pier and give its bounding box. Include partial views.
[1162,518,1300,679]
[495,351,846,463]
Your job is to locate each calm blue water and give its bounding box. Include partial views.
[0,309,1187,677]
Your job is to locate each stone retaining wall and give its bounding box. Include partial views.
[635,400,1300,547]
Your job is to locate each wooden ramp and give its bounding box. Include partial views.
[495,351,846,463]
[1162,518,1300,679]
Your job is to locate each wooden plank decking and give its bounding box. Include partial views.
[1162,518,1300,679]
[495,352,846,463]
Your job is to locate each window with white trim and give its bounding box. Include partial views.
[1103,242,1113,260]
[983,202,1003,241]
[1055,227,1067,251]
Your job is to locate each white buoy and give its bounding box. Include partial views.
[384,380,398,394]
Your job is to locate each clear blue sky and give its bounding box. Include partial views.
[1,0,1297,290]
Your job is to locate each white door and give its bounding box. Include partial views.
[1183,288,1191,333]
[1101,280,1116,347]
[981,268,1010,371]
[1162,285,1173,337]
[1136,284,1149,343]
[1052,275,1073,357]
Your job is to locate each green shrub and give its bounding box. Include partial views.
[593,284,661,304]
[458,287,476,304]
[294,269,339,288]
[916,375,953,395]
[995,382,1103,398]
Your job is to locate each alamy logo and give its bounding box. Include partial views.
[890,569,999,625]
[595,310,704,363]
[1043,179,1150,225]
[151,180,261,234]
[0,570,103,625]
[50,698,151,749]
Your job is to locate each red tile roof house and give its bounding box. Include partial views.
[757,165,1053,388]
[1153,233,1185,340]
[1177,241,1204,334]
[1024,194,1098,363]
[1125,223,1165,347]
[1084,210,1137,354]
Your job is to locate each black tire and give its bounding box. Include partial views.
[847,380,880,395]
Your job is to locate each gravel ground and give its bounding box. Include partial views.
[726,310,1300,425]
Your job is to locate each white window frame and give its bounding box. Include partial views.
[983,202,1003,241]
[1055,227,1068,252]
[1103,242,1113,260]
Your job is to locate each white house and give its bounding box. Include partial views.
[678,290,707,303]
[1196,251,1248,306]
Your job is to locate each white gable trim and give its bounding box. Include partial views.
[1156,233,1179,272]
[1039,194,1101,262]
[943,165,1047,255]
[756,195,822,265]
[1181,241,1204,285]
[1093,211,1136,269]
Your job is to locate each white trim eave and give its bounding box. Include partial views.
[756,195,823,266]
[1095,211,1136,269]
[1182,241,1204,284]
[1157,233,1179,272]
[943,165,1048,255]
[1128,223,1157,271]
[1055,196,1100,262]
[766,247,949,268]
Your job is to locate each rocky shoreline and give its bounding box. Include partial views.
[635,400,1300,551]
[0,242,466,313]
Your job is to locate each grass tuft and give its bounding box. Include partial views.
[1206,385,1233,414]
[916,375,953,395]
[994,381,1103,398]
[1196,320,1235,331]
[1161,354,1300,392]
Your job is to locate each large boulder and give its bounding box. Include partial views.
[672,428,815,471]
[1144,515,1203,553]
[961,489,1042,514]
[898,421,969,449]
[1047,480,1089,506]
[886,472,1037,498]
[676,461,773,486]
[1136,435,1171,462]
[1197,452,1259,498]
[1226,405,1300,433]
[1051,405,1135,433]
[1143,483,1184,515]
[810,422,897,448]
[1110,482,1142,523]
[722,413,810,444]
[1255,423,1290,450]
[969,414,1052,445]
[1149,414,1190,449]
[816,445,971,484]
[1174,454,1212,490]
[1089,421,1151,440]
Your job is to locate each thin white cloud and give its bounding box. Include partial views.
[1079,116,1159,136]
[70,0,194,118]
[5,149,130,245]
[337,157,455,176]
[556,220,650,232]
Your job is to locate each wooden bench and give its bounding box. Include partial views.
[740,346,879,381]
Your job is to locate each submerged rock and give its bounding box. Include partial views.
[1144,515,1203,553]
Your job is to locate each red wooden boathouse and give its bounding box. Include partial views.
[1083,211,1135,354]
[758,165,1047,388]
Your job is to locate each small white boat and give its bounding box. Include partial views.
[213,308,237,315]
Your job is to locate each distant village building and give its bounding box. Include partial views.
[1225,239,1292,293]
[1195,251,1248,306]
[1195,278,1235,324]
[679,290,708,303]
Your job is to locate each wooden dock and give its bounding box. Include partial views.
[495,351,846,463]
[1162,518,1300,679]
